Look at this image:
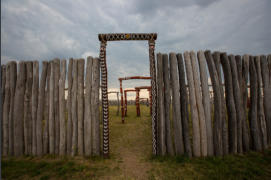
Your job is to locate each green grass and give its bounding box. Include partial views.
[2,105,271,179]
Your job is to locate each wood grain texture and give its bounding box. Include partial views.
[67,58,73,155]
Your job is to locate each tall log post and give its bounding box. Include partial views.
[84,56,93,156]
[14,61,26,156]
[49,61,55,154]
[229,55,244,153]
[77,59,85,156]
[163,54,174,155]
[8,62,16,155]
[53,59,60,155]
[124,91,128,116]
[249,56,262,151]
[241,55,250,151]
[67,58,73,154]
[3,63,10,156]
[190,51,207,157]
[116,92,120,116]
[71,60,78,156]
[157,53,166,155]
[24,62,33,155]
[32,61,39,155]
[43,63,50,154]
[197,51,213,156]
[213,52,229,155]
[36,61,48,156]
[255,56,268,149]
[221,53,237,154]
[59,59,67,155]
[92,58,100,156]
[1,65,6,155]
[184,51,201,157]
[261,55,271,145]
[205,50,223,156]
[136,89,141,117]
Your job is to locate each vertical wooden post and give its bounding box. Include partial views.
[213,52,229,155]
[67,58,73,154]
[43,63,50,154]
[77,59,85,156]
[205,50,223,156]
[157,53,166,155]
[49,61,55,154]
[170,52,184,155]
[255,56,268,149]
[24,62,33,155]
[221,53,237,154]
[162,54,174,155]
[197,51,213,156]
[260,55,271,145]
[84,56,93,156]
[1,65,6,155]
[71,60,78,156]
[32,61,39,155]
[190,51,208,157]
[92,58,100,156]
[241,55,250,151]
[53,59,60,155]
[37,61,48,156]
[59,59,67,155]
[136,89,140,117]
[116,92,120,116]
[3,63,10,156]
[249,56,262,151]
[14,61,26,156]
[229,55,244,153]
[8,62,16,155]
[124,90,128,116]
[120,80,124,123]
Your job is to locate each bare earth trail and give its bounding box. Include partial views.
[105,105,153,179]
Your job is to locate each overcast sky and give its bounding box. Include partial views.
[1,0,271,99]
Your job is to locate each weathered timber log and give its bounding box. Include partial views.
[249,56,262,151]
[3,63,10,156]
[49,61,55,154]
[213,52,228,155]
[255,56,268,149]
[157,53,166,155]
[24,62,33,155]
[8,62,16,155]
[190,51,207,157]
[205,50,223,156]
[77,59,85,156]
[67,58,73,155]
[1,65,6,155]
[162,54,174,155]
[14,61,26,156]
[261,55,271,145]
[176,53,192,157]
[32,61,39,155]
[229,55,243,153]
[43,63,50,154]
[221,53,237,154]
[53,59,60,155]
[197,51,213,156]
[241,55,250,151]
[36,61,48,156]
[84,56,93,156]
[71,60,78,156]
[92,58,100,156]
[184,51,201,157]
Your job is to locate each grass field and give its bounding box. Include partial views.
[2,105,271,179]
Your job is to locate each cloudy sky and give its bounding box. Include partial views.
[1,0,271,99]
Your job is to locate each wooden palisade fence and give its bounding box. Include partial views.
[156,51,271,157]
[1,57,100,157]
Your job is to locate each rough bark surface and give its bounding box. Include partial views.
[184,51,201,157]
[197,51,213,156]
[3,63,10,156]
[84,56,93,156]
[36,61,48,156]
[49,61,55,154]
[205,50,223,156]
[71,60,78,156]
[32,61,39,155]
[43,63,50,154]
[162,54,174,156]
[190,51,207,157]
[53,59,60,154]
[67,58,73,155]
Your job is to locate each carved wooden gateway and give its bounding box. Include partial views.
[98,33,158,157]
